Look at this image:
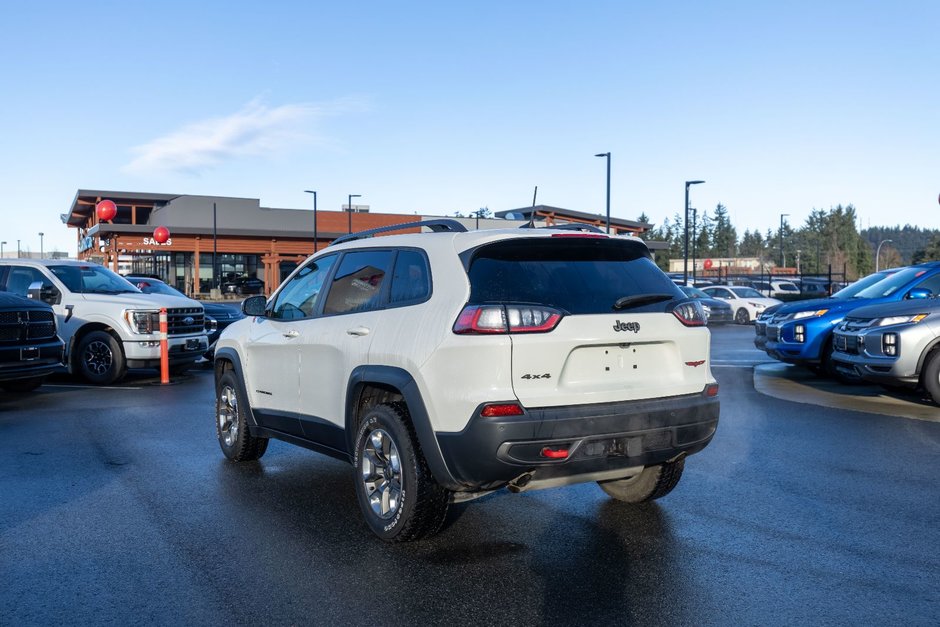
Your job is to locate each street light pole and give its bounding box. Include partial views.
[213,202,218,290]
[38,232,44,258]
[0,241,5,258]
[779,213,789,269]
[683,180,705,285]
[347,194,361,234]
[875,238,892,272]
[691,208,698,283]
[17,239,21,258]
[304,190,318,252]
[594,152,611,233]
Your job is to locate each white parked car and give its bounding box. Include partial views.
[701,285,782,324]
[752,280,800,298]
[0,259,208,384]
[215,220,720,541]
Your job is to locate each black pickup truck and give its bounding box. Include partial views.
[0,291,64,392]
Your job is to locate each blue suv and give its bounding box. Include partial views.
[761,262,940,375]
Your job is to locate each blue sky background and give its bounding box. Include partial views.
[1,1,938,255]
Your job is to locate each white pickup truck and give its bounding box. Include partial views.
[0,259,208,384]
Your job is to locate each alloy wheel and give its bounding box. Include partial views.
[84,340,113,375]
[218,384,239,447]
[360,428,403,520]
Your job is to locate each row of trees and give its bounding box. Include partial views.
[640,204,940,280]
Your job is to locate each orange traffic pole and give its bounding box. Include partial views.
[159,308,169,384]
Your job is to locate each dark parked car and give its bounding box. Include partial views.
[0,290,64,392]
[125,276,245,359]
[222,276,265,295]
[679,286,733,325]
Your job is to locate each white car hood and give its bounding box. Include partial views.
[81,293,203,309]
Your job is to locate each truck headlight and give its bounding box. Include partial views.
[124,310,159,334]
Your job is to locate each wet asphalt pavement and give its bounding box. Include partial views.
[1,326,938,625]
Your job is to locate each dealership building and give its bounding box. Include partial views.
[62,190,656,296]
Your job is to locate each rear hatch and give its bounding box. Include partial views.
[461,235,712,408]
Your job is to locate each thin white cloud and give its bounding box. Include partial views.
[123,98,364,175]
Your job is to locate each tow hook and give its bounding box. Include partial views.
[507,472,534,493]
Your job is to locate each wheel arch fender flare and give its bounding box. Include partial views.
[916,339,940,379]
[213,348,261,428]
[346,365,461,490]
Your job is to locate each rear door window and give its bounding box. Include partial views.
[323,250,394,315]
[467,238,681,314]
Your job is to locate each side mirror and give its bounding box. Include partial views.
[907,287,931,300]
[27,281,61,305]
[242,295,268,317]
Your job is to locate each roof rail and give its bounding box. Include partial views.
[329,219,469,247]
[519,222,606,234]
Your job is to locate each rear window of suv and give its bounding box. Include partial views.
[467,237,682,314]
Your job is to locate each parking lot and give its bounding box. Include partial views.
[2,325,938,625]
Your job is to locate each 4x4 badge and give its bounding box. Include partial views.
[613,320,640,333]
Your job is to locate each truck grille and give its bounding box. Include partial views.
[167,307,205,336]
[0,310,57,342]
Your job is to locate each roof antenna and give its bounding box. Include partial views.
[528,185,537,227]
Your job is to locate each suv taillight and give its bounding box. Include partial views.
[671,300,707,327]
[453,305,563,334]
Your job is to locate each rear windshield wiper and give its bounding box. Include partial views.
[612,293,675,310]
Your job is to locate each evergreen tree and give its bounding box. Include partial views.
[710,203,737,258]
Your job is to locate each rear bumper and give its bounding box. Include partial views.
[436,389,720,491]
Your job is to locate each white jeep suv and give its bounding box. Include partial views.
[214,221,720,541]
[0,259,208,384]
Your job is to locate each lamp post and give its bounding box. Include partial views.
[212,202,218,290]
[779,213,789,269]
[347,194,361,234]
[683,180,705,285]
[17,239,21,258]
[304,190,318,252]
[594,152,611,233]
[691,208,698,283]
[875,238,892,272]
[0,241,5,258]
[38,232,44,258]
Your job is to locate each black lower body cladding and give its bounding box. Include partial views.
[436,390,719,490]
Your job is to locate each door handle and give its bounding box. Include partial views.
[283,330,300,338]
[347,326,371,336]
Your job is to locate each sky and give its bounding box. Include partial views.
[1,1,938,256]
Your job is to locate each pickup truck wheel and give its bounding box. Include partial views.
[1,376,46,393]
[734,308,750,324]
[597,457,685,503]
[923,350,940,405]
[77,331,126,385]
[354,402,449,542]
[216,370,268,461]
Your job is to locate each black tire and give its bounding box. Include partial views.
[77,330,126,385]
[734,308,750,325]
[597,457,685,503]
[353,402,450,542]
[1,376,46,393]
[215,369,268,461]
[923,350,940,406]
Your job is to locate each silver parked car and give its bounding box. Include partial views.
[831,294,940,404]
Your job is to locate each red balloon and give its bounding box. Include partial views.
[96,199,117,221]
[703,258,713,270]
[153,226,170,244]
